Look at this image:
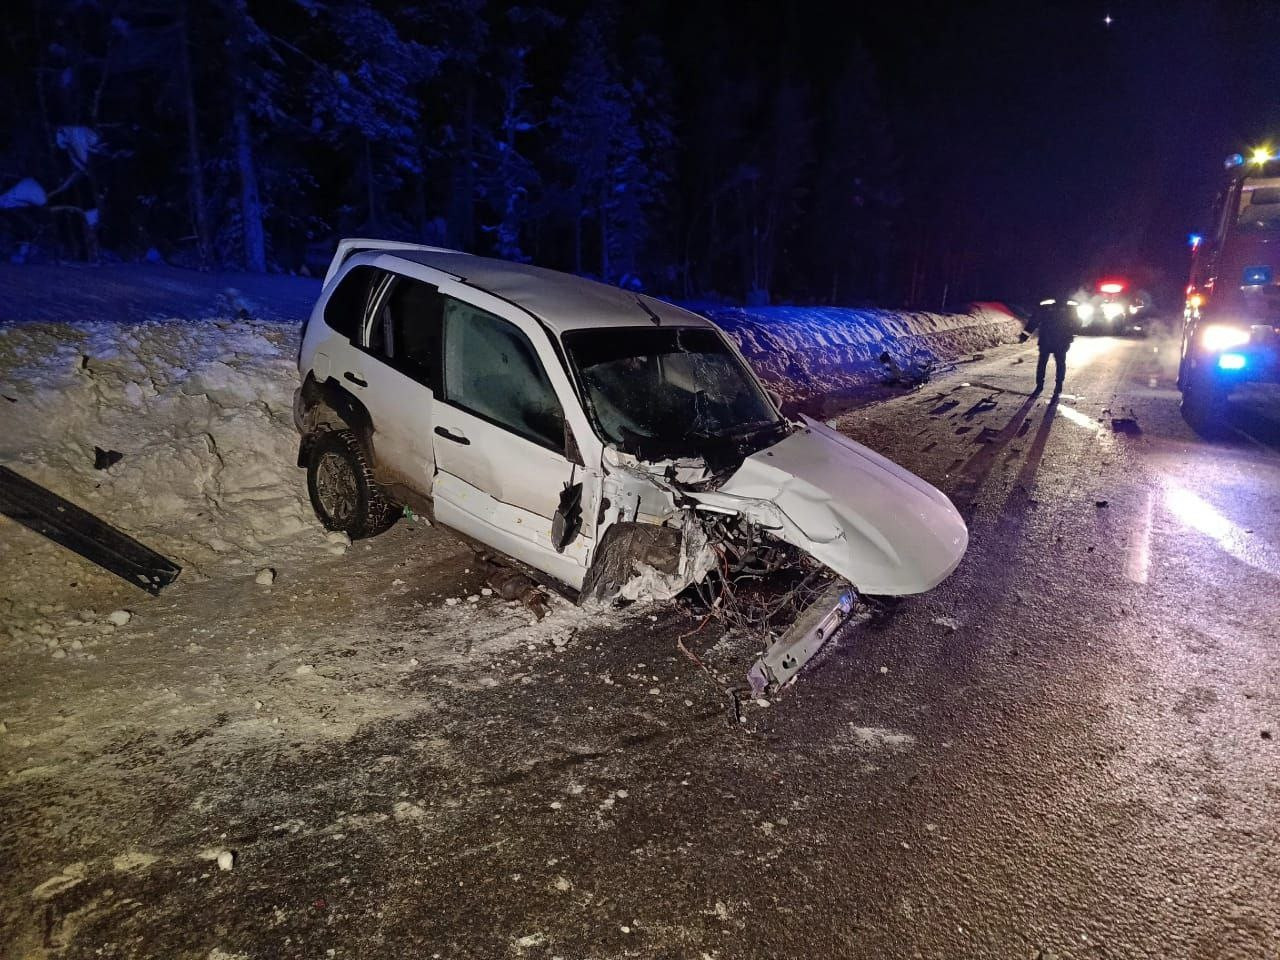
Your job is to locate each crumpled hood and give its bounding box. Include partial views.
[688,416,968,594]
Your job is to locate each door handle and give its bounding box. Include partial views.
[434,426,470,445]
[343,371,367,388]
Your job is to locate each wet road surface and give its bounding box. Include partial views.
[3,332,1279,959]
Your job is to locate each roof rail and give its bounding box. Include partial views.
[323,238,469,287]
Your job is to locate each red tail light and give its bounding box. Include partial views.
[1098,279,1126,295]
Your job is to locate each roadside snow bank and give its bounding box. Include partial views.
[707,303,1021,405]
[0,318,314,572]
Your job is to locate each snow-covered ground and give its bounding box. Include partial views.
[0,263,1020,823]
[0,316,316,574]
[0,265,1021,850]
[0,266,1022,769]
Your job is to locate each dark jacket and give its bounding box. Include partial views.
[1026,304,1077,351]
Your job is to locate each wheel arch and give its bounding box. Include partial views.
[296,372,376,467]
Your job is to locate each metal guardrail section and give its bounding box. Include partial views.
[0,466,181,595]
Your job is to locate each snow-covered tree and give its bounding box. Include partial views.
[807,45,899,302]
[727,81,815,304]
[551,8,669,285]
[473,6,558,261]
[292,0,440,231]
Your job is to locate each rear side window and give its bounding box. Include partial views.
[367,276,444,391]
[443,298,565,450]
[323,265,379,339]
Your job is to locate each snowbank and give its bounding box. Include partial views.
[707,303,1022,406]
[0,317,315,573]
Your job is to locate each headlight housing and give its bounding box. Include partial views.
[1101,301,1125,321]
[1201,323,1251,352]
[1075,302,1095,321]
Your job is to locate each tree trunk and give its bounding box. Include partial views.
[232,96,266,271]
[177,0,210,265]
[364,138,376,229]
[229,0,266,272]
[598,184,610,282]
[573,210,582,275]
[448,80,476,251]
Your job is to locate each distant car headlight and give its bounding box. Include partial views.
[1201,323,1251,352]
[1075,302,1095,321]
[1101,301,1125,321]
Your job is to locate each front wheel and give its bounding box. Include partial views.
[305,430,398,539]
[1180,366,1230,437]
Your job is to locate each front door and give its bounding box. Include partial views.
[430,293,592,588]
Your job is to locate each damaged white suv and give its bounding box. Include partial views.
[295,241,967,689]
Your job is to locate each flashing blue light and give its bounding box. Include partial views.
[1243,264,1273,285]
[1219,352,1247,371]
[1189,233,1203,248]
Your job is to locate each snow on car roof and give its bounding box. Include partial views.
[383,247,715,334]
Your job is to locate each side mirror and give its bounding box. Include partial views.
[766,388,784,410]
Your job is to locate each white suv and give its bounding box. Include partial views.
[295,241,967,685]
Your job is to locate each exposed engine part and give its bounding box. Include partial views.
[580,514,715,604]
[683,515,862,694]
[691,515,840,638]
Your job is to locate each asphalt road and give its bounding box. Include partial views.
[4,331,1279,959]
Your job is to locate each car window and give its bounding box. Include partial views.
[443,298,566,451]
[367,275,443,390]
[323,264,380,339]
[563,326,779,457]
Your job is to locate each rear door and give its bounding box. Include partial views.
[430,290,593,588]
[354,271,441,496]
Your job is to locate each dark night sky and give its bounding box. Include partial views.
[8,0,1278,306]
[655,0,1279,304]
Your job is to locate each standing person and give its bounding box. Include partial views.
[1024,299,1077,395]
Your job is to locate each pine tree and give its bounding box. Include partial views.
[474,6,558,261]
[808,46,899,303]
[551,8,669,285]
[728,81,815,304]
[294,0,439,232]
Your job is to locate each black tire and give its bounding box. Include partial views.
[305,430,398,539]
[1180,367,1230,438]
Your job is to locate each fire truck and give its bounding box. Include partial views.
[1180,148,1280,433]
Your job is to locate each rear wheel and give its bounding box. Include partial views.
[305,430,397,539]
[1180,366,1230,437]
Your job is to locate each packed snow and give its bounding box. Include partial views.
[0,315,316,574]
[709,302,1022,405]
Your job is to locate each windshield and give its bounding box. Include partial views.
[563,326,781,457]
[1236,184,1280,233]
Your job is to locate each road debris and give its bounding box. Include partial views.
[93,446,124,470]
[483,562,551,620]
[0,465,181,595]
